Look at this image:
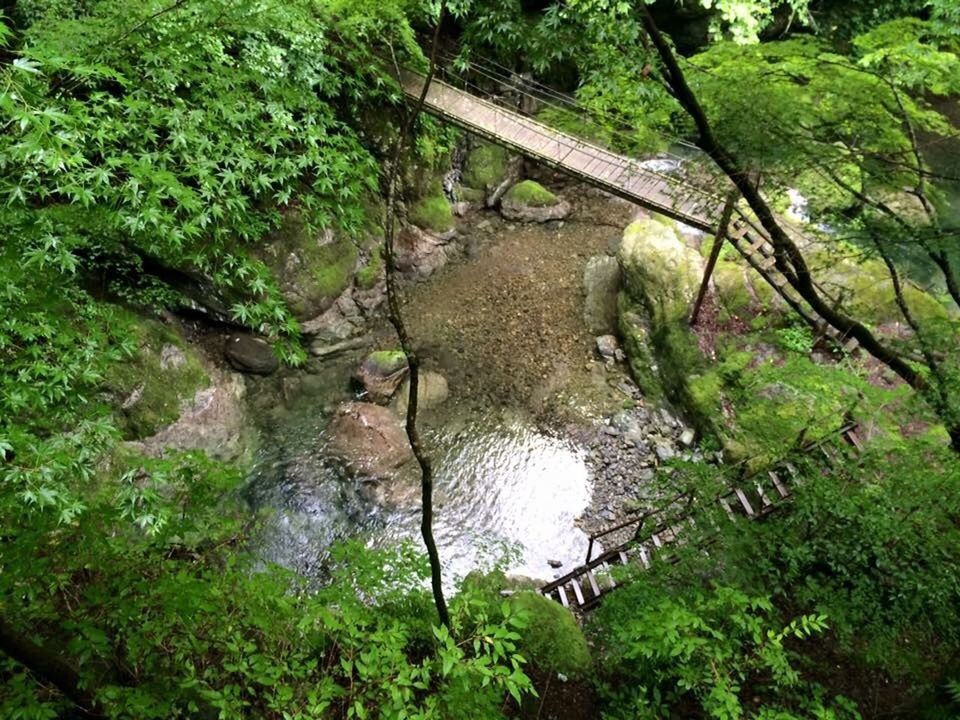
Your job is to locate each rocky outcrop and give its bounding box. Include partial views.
[393,224,454,279]
[225,333,279,375]
[326,402,414,480]
[619,217,704,321]
[353,350,409,403]
[583,255,620,334]
[257,211,358,322]
[127,366,252,464]
[500,180,571,223]
[106,317,210,441]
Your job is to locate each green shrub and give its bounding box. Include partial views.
[510,591,591,679]
[409,194,454,233]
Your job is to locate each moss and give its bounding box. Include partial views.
[259,212,358,318]
[366,350,407,375]
[408,193,454,233]
[510,591,591,679]
[713,261,752,318]
[461,143,509,190]
[455,185,486,203]
[503,180,558,208]
[355,246,383,290]
[105,316,208,440]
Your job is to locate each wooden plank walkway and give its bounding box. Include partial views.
[401,71,727,232]
[538,424,864,612]
[401,71,861,354]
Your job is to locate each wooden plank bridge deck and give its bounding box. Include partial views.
[402,71,862,353]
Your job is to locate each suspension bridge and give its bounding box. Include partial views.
[400,68,861,352]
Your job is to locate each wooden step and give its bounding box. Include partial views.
[769,470,790,498]
[586,571,602,597]
[734,488,756,517]
[570,578,585,606]
[557,585,569,608]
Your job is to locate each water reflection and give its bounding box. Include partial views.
[245,389,593,583]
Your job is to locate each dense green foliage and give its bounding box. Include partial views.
[3,0,960,718]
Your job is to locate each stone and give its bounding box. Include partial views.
[499,180,572,223]
[655,444,675,462]
[393,371,450,415]
[618,217,705,322]
[257,211,358,321]
[583,255,621,334]
[680,428,696,446]
[159,344,187,370]
[393,224,450,278]
[596,335,619,359]
[547,559,563,569]
[353,350,409,403]
[326,402,414,479]
[224,333,279,375]
[127,367,252,464]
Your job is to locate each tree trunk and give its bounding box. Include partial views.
[0,617,102,717]
[381,5,451,629]
[638,6,925,395]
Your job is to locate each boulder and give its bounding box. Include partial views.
[127,366,252,464]
[618,217,704,322]
[326,402,414,479]
[500,180,571,223]
[583,255,621,334]
[393,371,450,415]
[595,335,619,360]
[460,144,520,206]
[393,224,451,278]
[225,333,279,375]
[353,350,409,403]
[106,317,209,441]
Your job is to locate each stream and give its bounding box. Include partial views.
[242,189,656,584]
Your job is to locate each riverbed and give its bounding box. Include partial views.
[243,188,690,585]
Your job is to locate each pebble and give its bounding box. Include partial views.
[655,444,675,462]
[548,559,563,568]
[680,428,696,446]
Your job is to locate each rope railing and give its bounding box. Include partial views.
[405,67,730,219]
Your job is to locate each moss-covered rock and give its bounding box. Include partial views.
[454,185,486,204]
[408,192,454,234]
[619,217,704,323]
[461,143,509,191]
[355,245,383,290]
[713,260,752,318]
[105,317,208,440]
[504,180,558,207]
[258,211,358,321]
[510,591,591,680]
[500,180,571,222]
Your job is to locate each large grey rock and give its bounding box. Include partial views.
[327,402,414,479]
[499,180,571,223]
[393,371,450,416]
[353,350,409,403]
[583,255,621,334]
[225,334,279,375]
[127,367,252,464]
[393,224,451,278]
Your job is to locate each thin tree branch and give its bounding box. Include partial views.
[382,4,450,629]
